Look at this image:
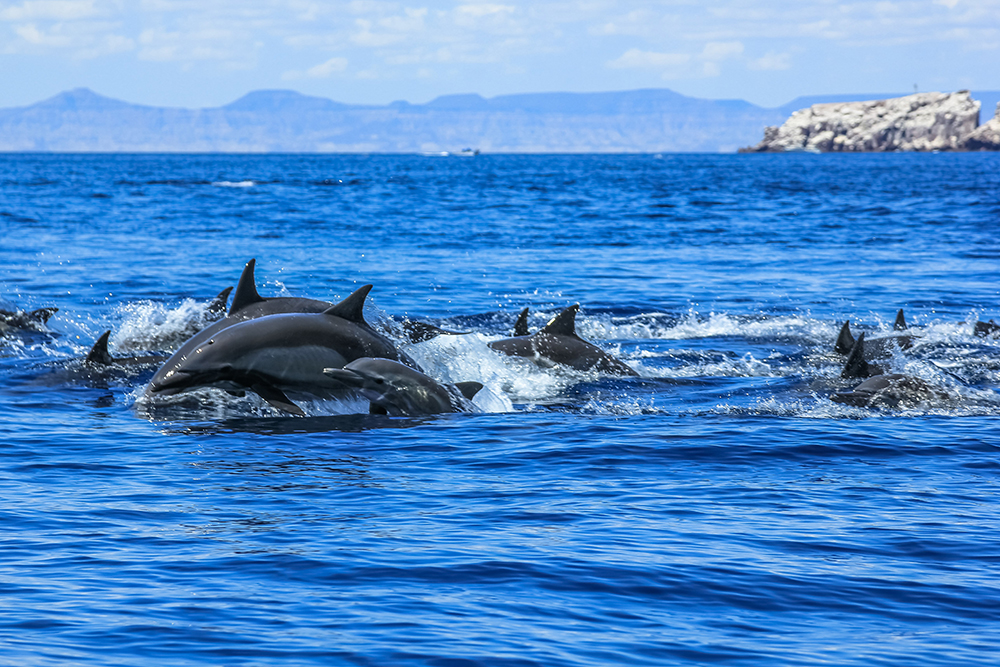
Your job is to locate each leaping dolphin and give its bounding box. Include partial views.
[146,286,420,415]
[149,259,356,391]
[323,358,483,416]
[488,304,638,376]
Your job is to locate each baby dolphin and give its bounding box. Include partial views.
[488,304,638,376]
[146,285,419,415]
[323,358,483,416]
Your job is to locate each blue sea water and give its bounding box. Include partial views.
[1,152,1000,666]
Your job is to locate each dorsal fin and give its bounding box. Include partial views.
[539,304,580,337]
[85,330,114,366]
[207,286,233,316]
[894,309,907,331]
[229,258,265,315]
[834,320,855,354]
[513,307,530,337]
[454,381,484,401]
[323,285,373,324]
[841,332,871,379]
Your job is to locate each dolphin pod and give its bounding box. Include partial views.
[323,358,483,416]
[13,258,993,415]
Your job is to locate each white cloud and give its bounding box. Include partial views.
[607,48,690,69]
[14,22,71,45]
[748,51,791,70]
[701,40,743,60]
[307,55,348,77]
[0,0,98,21]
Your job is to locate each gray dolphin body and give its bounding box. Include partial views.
[0,306,58,334]
[488,304,638,376]
[323,358,483,416]
[834,312,913,359]
[148,259,345,390]
[86,330,166,368]
[831,374,946,408]
[834,330,949,408]
[146,301,420,415]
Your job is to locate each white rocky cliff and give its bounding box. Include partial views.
[963,102,1000,150]
[742,91,982,152]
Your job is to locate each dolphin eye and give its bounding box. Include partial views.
[374,378,384,384]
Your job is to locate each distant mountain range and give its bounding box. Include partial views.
[2,88,998,153]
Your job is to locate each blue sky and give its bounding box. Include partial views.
[1,0,997,109]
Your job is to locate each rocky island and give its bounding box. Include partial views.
[742,91,999,152]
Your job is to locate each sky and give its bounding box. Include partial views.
[0,0,998,109]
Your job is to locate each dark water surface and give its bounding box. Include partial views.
[1,153,999,665]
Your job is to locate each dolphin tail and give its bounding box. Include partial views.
[323,284,374,324]
[834,320,855,354]
[540,304,581,337]
[207,286,234,316]
[250,381,305,416]
[453,381,484,401]
[841,332,871,379]
[894,309,907,331]
[513,307,530,337]
[85,330,114,366]
[229,258,265,315]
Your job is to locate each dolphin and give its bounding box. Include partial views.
[834,316,913,359]
[205,286,234,318]
[974,319,1000,337]
[831,374,947,409]
[396,318,471,344]
[148,259,360,391]
[840,332,884,379]
[146,287,420,415]
[86,330,166,368]
[488,304,638,376]
[226,258,333,318]
[323,358,483,416]
[0,306,58,334]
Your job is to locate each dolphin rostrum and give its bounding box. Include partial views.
[146,285,420,415]
[323,357,483,416]
[488,304,638,376]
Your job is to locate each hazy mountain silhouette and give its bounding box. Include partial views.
[1,87,997,153]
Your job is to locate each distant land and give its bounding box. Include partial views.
[1,88,999,153]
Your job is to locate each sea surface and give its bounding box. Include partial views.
[1,153,999,666]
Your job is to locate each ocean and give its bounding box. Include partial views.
[1,152,999,665]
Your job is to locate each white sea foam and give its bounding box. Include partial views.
[212,180,255,188]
